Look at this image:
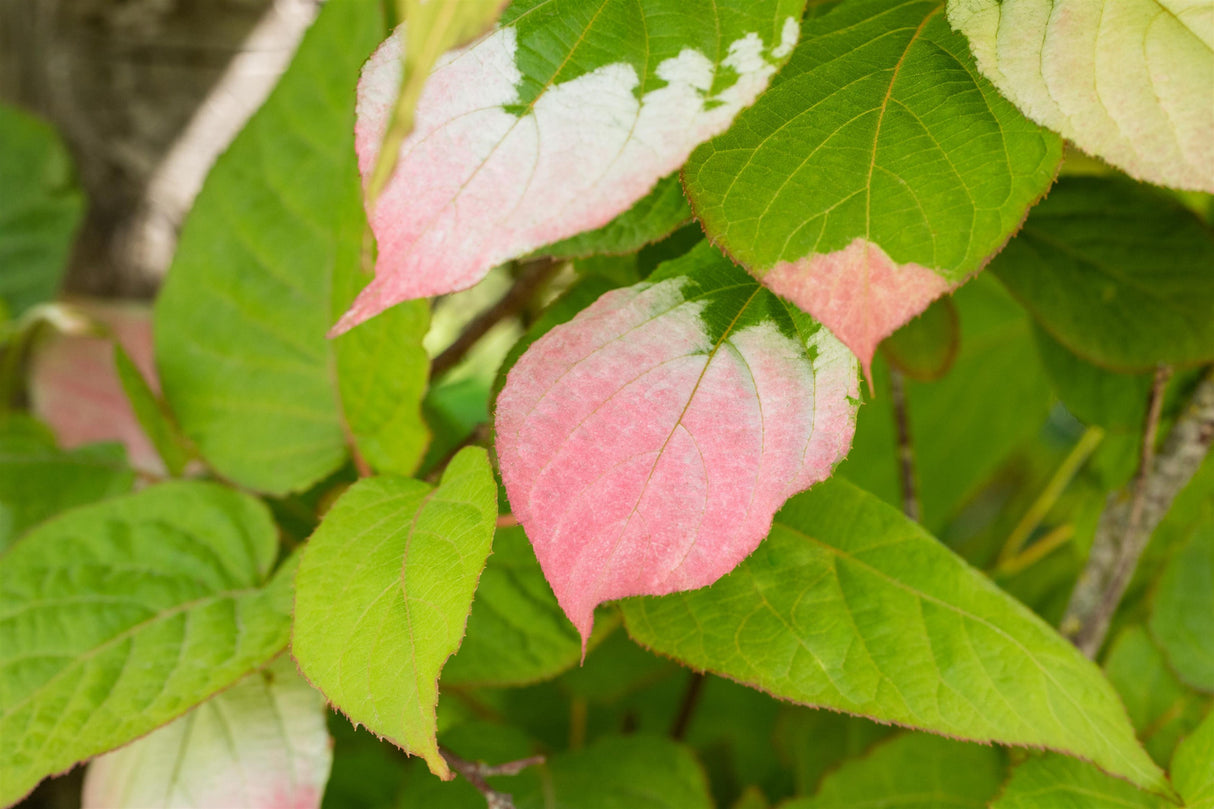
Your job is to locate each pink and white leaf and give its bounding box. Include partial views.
[495,257,859,644]
[82,657,332,809]
[333,15,800,334]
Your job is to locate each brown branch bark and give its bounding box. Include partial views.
[438,747,545,809]
[430,258,561,381]
[1062,368,1214,657]
[888,367,920,522]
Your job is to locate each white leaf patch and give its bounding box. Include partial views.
[332,19,800,334]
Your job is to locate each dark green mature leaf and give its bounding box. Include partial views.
[622,478,1167,794]
[683,0,1061,374]
[0,104,83,316]
[293,448,497,779]
[1173,709,1214,809]
[782,732,1005,808]
[442,526,584,687]
[989,754,1172,809]
[1150,524,1214,693]
[1104,626,1209,766]
[774,708,894,795]
[156,2,428,494]
[0,417,133,551]
[0,482,294,805]
[1033,325,1153,433]
[511,735,713,809]
[840,275,1052,532]
[880,297,959,382]
[992,176,1214,372]
[537,174,693,260]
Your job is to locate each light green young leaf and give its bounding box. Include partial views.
[683,0,1062,377]
[1150,524,1214,693]
[0,482,294,806]
[782,732,1005,809]
[292,448,496,780]
[948,0,1214,192]
[0,417,133,551]
[81,656,332,809]
[0,103,83,316]
[992,176,1214,372]
[990,753,1173,809]
[621,478,1168,794]
[1104,626,1209,766]
[442,526,585,687]
[1173,709,1214,809]
[155,2,428,494]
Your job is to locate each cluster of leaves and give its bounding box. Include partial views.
[1,0,1212,807]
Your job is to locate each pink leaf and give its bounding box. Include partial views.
[495,248,859,645]
[762,238,954,385]
[30,301,163,473]
[333,15,800,335]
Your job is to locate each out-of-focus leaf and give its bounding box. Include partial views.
[949,0,1214,192]
[684,0,1061,377]
[992,177,1214,372]
[782,732,1005,808]
[1150,523,1214,693]
[293,448,497,779]
[82,656,332,809]
[1173,709,1214,809]
[880,297,960,382]
[1033,324,1153,432]
[1104,626,1209,766]
[622,478,1168,794]
[0,482,294,806]
[442,526,585,687]
[773,708,894,795]
[113,344,191,476]
[0,415,133,550]
[0,103,83,316]
[496,242,858,644]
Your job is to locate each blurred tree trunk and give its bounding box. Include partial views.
[0,0,276,299]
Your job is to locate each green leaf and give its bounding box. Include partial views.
[621,478,1168,794]
[537,173,693,260]
[839,275,1052,533]
[782,732,1005,809]
[0,417,133,551]
[773,708,894,795]
[990,754,1172,809]
[333,286,430,478]
[0,481,294,805]
[992,176,1214,372]
[880,297,960,382]
[1150,523,1214,693]
[81,655,332,808]
[293,448,497,779]
[683,0,1062,375]
[1033,325,1153,433]
[511,735,713,809]
[442,526,584,687]
[154,1,387,495]
[113,344,192,476]
[948,0,1214,193]
[0,103,83,316]
[1173,709,1214,809]
[1103,626,1209,766]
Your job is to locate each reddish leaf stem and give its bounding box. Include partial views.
[888,367,920,522]
[438,747,545,809]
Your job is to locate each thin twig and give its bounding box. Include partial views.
[1062,367,1214,657]
[438,747,545,809]
[997,426,1104,568]
[888,367,920,521]
[670,672,706,740]
[430,258,561,381]
[996,523,1074,577]
[496,513,519,528]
